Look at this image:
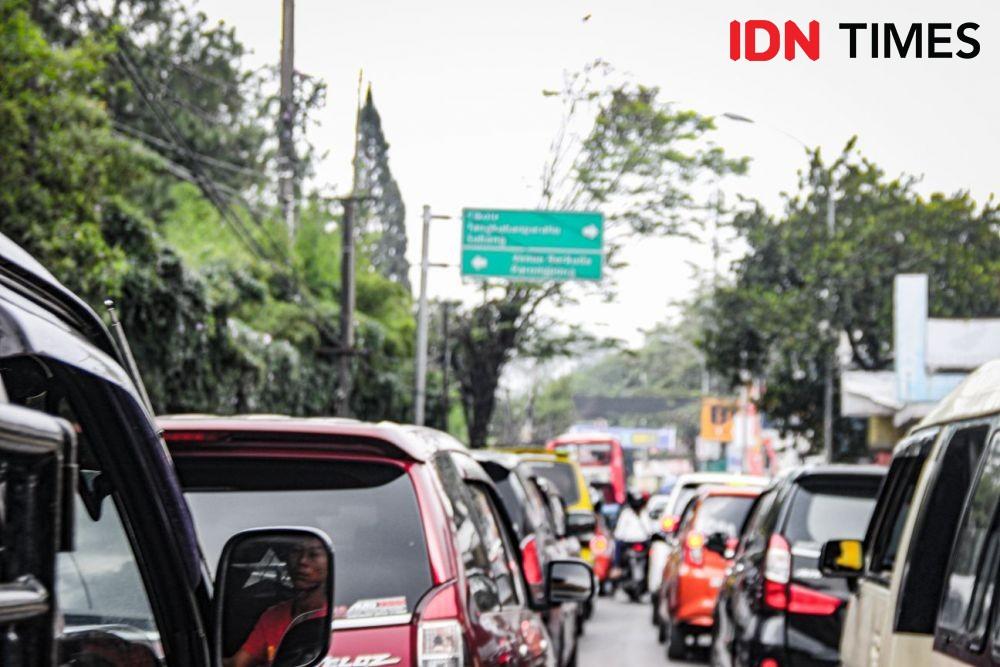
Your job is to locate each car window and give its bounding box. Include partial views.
[467,483,521,608]
[520,460,580,506]
[177,457,433,622]
[57,472,164,665]
[897,423,990,634]
[868,454,927,576]
[694,495,758,539]
[739,488,778,557]
[671,484,700,517]
[432,453,501,613]
[937,430,1000,649]
[784,479,881,547]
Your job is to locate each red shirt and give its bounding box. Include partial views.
[239,600,327,666]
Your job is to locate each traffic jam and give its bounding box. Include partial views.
[1,239,1000,666]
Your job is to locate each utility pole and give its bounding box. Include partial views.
[278,0,296,238]
[414,205,432,426]
[440,300,452,430]
[334,199,357,416]
[822,188,836,462]
[414,205,451,425]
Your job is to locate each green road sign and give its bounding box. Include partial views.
[461,209,604,282]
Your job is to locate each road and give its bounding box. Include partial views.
[579,593,684,666]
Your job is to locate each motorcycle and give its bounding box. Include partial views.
[619,540,650,602]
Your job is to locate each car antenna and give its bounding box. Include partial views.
[104,299,155,416]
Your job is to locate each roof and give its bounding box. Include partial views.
[158,414,467,462]
[471,449,523,471]
[782,463,886,481]
[916,359,1000,428]
[927,319,1000,372]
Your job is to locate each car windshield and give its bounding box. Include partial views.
[176,457,433,621]
[785,479,882,546]
[693,495,757,538]
[521,460,581,505]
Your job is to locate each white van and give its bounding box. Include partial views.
[822,359,1000,667]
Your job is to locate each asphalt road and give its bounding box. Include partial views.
[578,593,687,666]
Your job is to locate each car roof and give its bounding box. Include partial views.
[674,472,770,487]
[777,463,886,485]
[0,232,120,361]
[471,449,523,470]
[158,414,467,463]
[698,484,764,499]
[916,359,1000,429]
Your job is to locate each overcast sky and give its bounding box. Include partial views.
[199,0,999,348]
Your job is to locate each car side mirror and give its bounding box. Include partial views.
[546,559,595,605]
[214,528,335,667]
[566,511,596,538]
[819,539,863,578]
[705,532,728,556]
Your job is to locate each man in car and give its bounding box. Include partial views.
[226,536,330,667]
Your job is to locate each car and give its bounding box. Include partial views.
[655,485,763,658]
[822,360,1000,667]
[649,474,768,602]
[473,450,586,665]
[711,465,885,667]
[0,233,323,665]
[509,449,598,543]
[162,416,595,667]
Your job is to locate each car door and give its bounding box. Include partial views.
[931,427,1000,667]
[841,430,936,667]
[0,401,76,666]
[465,481,552,666]
[726,485,781,665]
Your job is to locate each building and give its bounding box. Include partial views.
[841,274,1000,452]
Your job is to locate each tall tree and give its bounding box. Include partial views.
[355,85,410,290]
[701,140,1000,456]
[452,61,746,447]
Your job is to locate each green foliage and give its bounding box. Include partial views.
[356,86,410,290]
[701,140,1000,454]
[2,5,415,421]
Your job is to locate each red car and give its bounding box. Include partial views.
[655,485,762,659]
[162,416,594,666]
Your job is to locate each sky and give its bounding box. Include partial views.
[199,0,999,348]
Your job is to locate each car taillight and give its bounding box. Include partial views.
[760,659,780,667]
[763,534,791,610]
[521,535,543,586]
[589,534,609,555]
[632,543,646,552]
[417,584,465,666]
[684,532,705,566]
[661,515,680,534]
[762,534,841,615]
[418,620,464,667]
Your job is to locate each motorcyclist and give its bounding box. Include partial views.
[611,489,650,583]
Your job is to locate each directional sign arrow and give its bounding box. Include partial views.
[581,224,599,240]
[471,255,488,271]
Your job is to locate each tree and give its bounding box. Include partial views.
[451,61,746,447]
[355,85,410,290]
[701,139,1000,456]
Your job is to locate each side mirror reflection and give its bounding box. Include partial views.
[214,528,335,667]
[546,559,595,605]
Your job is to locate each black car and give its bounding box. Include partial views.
[473,450,583,667]
[711,465,885,667]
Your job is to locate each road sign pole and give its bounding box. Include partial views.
[414,205,432,425]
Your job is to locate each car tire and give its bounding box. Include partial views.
[666,621,687,661]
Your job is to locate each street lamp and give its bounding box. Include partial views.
[721,112,837,463]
